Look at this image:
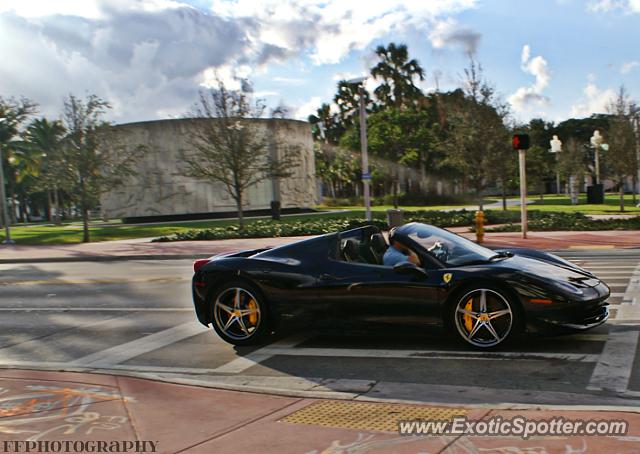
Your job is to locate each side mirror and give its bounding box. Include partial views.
[393,262,428,279]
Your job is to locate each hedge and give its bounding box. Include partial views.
[153,210,639,242]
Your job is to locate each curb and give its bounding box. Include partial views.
[2,365,640,413]
[0,254,213,264]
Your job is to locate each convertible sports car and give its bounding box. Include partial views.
[191,222,610,348]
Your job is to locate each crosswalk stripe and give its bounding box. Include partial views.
[255,346,600,362]
[69,322,208,366]
[212,333,310,374]
[587,330,640,392]
[0,307,192,312]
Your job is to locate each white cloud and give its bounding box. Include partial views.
[0,0,478,122]
[428,18,481,54]
[293,96,322,120]
[508,45,551,113]
[570,82,617,117]
[0,2,256,122]
[587,0,640,13]
[621,61,640,74]
[211,0,478,65]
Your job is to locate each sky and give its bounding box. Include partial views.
[0,0,639,125]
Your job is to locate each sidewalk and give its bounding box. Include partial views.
[0,369,637,453]
[1,230,640,263]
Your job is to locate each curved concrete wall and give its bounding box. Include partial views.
[100,118,316,220]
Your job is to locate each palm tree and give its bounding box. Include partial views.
[333,80,373,128]
[21,118,67,223]
[370,43,425,108]
[308,103,344,144]
[0,97,37,223]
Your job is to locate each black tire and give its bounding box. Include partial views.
[209,279,271,346]
[447,283,523,349]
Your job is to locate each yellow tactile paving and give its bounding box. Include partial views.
[280,400,467,432]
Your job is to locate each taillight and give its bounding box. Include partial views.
[193,259,210,272]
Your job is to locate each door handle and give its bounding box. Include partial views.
[319,273,336,281]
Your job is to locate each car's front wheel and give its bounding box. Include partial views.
[451,287,520,348]
[210,280,270,346]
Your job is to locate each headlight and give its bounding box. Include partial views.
[553,280,584,296]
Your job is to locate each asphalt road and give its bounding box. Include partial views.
[1,250,639,408]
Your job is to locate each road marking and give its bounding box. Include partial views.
[581,266,637,270]
[587,330,640,392]
[69,322,208,366]
[0,307,192,312]
[212,333,310,374]
[0,277,189,286]
[254,346,599,362]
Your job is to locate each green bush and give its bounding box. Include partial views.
[488,212,640,232]
[153,210,640,242]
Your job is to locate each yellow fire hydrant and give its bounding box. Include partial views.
[475,210,485,244]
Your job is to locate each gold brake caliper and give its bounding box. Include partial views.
[247,299,258,326]
[463,298,473,332]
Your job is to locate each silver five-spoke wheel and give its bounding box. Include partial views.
[453,288,513,348]
[213,287,262,341]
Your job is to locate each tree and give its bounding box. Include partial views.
[558,137,587,204]
[62,94,141,242]
[525,145,552,200]
[314,143,360,200]
[442,59,511,210]
[308,103,344,145]
[605,87,637,211]
[21,118,67,223]
[0,96,37,224]
[370,43,425,108]
[333,80,373,128]
[340,107,433,207]
[183,80,299,230]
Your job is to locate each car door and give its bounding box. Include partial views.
[317,260,444,326]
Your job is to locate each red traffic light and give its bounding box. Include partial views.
[512,134,530,150]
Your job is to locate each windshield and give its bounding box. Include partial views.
[405,223,496,267]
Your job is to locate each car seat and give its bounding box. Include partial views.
[369,233,388,265]
[341,239,361,262]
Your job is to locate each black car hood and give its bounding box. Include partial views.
[495,255,601,288]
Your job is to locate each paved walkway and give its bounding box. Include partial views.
[0,369,637,453]
[1,230,639,263]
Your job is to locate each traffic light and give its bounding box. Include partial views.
[512,134,530,150]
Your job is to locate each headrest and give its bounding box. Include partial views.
[341,239,360,261]
[370,233,387,253]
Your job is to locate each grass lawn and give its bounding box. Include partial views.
[3,194,637,245]
[516,194,640,214]
[317,199,496,212]
[0,210,365,245]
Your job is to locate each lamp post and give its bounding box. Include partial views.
[346,77,371,221]
[590,130,603,184]
[0,117,14,244]
[634,115,640,206]
[549,135,562,195]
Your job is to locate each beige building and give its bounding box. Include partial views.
[101,118,316,221]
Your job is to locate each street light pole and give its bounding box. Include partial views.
[591,130,603,185]
[635,116,640,204]
[550,135,562,195]
[347,77,371,221]
[518,149,528,239]
[0,117,14,244]
[0,154,14,245]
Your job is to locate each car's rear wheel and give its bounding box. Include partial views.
[211,280,270,346]
[451,287,520,348]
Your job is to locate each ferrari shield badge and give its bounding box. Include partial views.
[443,273,453,284]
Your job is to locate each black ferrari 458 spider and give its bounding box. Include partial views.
[191,222,610,348]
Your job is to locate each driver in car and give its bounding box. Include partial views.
[383,228,421,267]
